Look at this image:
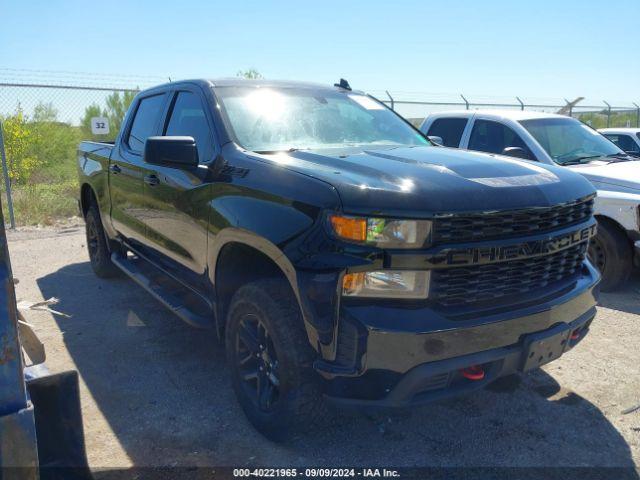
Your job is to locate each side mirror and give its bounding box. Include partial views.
[501,146,531,160]
[428,135,444,146]
[144,136,199,167]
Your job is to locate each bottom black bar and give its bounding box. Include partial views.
[2,467,638,480]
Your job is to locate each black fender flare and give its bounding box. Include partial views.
[208,227,321,350]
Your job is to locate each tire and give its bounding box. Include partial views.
[225,278,327,441]
[588,218,632,292]
[85,203,121,278]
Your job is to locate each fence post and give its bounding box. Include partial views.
[603,101,611,127]
[0,121,15,229]
[563,98,573,117]
[460,94,469,110]
[634,103,640,128]
[516,97,524,111]
[385,90,394,111]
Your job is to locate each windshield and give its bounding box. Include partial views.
[519,117,623,165]
[215,86,429,152]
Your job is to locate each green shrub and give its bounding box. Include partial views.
[3,180,79,226]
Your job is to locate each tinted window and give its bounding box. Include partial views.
[604,134,640,153]
[127,94,165,152]
[468,119,531,157]
[165,91,212,161]
[426,118,468,147]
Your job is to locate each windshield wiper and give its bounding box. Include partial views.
[254,147,309,154]
[557,155,602,165]
[606,153,633,163]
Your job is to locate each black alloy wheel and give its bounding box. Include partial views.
[236,313,280,412]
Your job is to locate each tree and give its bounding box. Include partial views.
[237,68,263,79]
[80,90,137,142]
[81,103,104,141]
[26,102,81,183]
[33,103,58,123]
[1,106,38,183]
[104,90,137,136]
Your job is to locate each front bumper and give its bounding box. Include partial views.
[325,309,593,408]
[317,261,600,408]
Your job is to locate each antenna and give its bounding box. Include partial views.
[334,78,352,91]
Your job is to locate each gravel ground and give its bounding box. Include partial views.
[6,224,640,471]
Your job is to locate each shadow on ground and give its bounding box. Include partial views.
[37,261,638,472]
[598,270,640,315]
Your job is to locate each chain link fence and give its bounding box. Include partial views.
[367,90,640,129]
[0,81,144,227]
[0,73,638,227]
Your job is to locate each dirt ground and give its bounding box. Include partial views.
[6,224,640,471]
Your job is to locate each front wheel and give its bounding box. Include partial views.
[588,219,632,292]
[225,278,327,441]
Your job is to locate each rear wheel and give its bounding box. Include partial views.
[225,278,326,441]
[85,203,121,278]
[588,219,632,292]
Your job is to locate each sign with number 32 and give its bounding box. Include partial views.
[91,117,110,135]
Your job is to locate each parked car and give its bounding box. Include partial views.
[599,128,640,158]
[78,80,599,439]
[421,110,640,291]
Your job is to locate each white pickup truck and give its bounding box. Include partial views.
[599,128,640,158]
[420,110,640,291]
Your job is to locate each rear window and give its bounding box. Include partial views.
[426,118,467,147]
[127,94,165,152]
[604,134,640,153]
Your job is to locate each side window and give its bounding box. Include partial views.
[426,118,468,147]
[468,119,531,157]
[165,91,213,162]
[605,134,640,153]
[127,94,165,153]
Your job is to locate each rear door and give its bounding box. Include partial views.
[109,92,167,247]
[141,86,216,289]
[424,117,470,147]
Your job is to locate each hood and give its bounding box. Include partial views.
[565,158,640,192]
[260,146,596,217]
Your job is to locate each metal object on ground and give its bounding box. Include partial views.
[0,190,90,478]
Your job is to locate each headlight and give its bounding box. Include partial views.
[329,215,431,248]
[342,270,430,299]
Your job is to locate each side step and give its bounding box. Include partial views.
[111,253,212,329]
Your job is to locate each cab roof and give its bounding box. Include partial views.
[145,78,364,95]
[429,109,567,121]
[598,127,640,133]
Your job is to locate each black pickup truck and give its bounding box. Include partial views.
[78,79,600,439]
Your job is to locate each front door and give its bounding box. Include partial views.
[141,88,216,290]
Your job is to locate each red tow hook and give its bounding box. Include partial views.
[460,365,485,381]
[570,329,581,340]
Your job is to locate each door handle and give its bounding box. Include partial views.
[109,164,121,174]
[144,174,160,187]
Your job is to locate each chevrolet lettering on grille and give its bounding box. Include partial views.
[428,223,597,267]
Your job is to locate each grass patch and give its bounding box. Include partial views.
[2,179,79,226]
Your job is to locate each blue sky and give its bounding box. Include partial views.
[1,0,639,104]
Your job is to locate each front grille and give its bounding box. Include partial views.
[432,196,595,244]
[431,243,587,307]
